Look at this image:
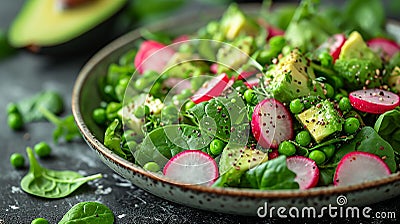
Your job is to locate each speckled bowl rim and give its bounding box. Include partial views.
[72,5,400,201]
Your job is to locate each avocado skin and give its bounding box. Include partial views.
[26,5,128,56]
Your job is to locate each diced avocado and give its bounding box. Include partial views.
[217,144,268,186]
[339,31,381,65]
[266,49,324,103]
[216,36,255,73]
[296,100,343,143]
[333,58,382,90]
[388,66,400,92]
[8,0,127,51]
[220,4,259,40]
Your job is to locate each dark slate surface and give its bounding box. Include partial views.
[0,1,399,224]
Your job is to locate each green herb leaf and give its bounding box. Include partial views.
[21,147,102,199]
[39,107,81,143]
[374,107,400,154]
[134,124,213,168]
[59,201,114,224]
[15,90,64,123]
[104,119,127,159]
[240,155,299,190]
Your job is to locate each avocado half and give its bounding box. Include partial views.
[8,0,127,54]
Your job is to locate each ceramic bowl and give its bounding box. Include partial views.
[72,4,400,216]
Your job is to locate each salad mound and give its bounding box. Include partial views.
[92,0,400,190]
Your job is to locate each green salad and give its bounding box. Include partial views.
[92,0,400,190]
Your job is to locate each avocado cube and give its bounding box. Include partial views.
[296,100,343,143]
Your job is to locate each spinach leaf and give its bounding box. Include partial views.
[335,126,396,172]
[341,0,386,40]
[16,90,64,123]
[240,155,299,190]
[104,119,127,159]
[39,107,81,143]
[134,124,213,167]
[284,0,338,52]
[318,167,335,186]
[59,201,114,224]
[188,96,249,143]
[374,107,400,154]
[21,148,102,199]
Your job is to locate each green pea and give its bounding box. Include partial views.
[318,51,333,67]
[334,93,345,101]
[184,100,196,111]
[282,45,293,56]
[7,103,19,114]
[106,102,122,120]
[257,50,276,65]
[143,162,160,172]
[180,89,192,97]
[179,43,193,53]
[344,117,360,134]
[324,83,335,98]
[320,144,335,159]
[269,36,286,50]
[244,89,258,105]
[8,113,24,130]
[339,97,352,112]
[34,141,52,157]
[210,139,225,156]
[289,99,304,114]
[92,108,107,125]
[10,153,25,168]
[31,217,49,224]
[295,130,311,147]
[330,76,344,89]
[308,150,326,165]
[206,21,219,34]
[134,78,149,91]
[134,105,146,118]
[125,141,138,151]
[278,141,296,156]
[104,85,115,96]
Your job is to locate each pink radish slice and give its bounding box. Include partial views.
[237,70,258,80]
[368,38,400,58]
[244,77,259,88]
[163,150,219,186]
[349,89,400,114]
[268,149,279,160]
[334,151,391,187]
[210,63,219,74]
[266,26,285,40]
[286,156,320,190]
[172,35,190,43]
[191,73,230,104]
[251,98,293,149]
[134,40,175,74]
[318,34,346,62]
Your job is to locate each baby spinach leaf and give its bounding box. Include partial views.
[134,124,213,167]
[16,90,64,123]
[59,201,114,224]
[374,107,400,154]
[39,107,81,143]
[104,119,127,159]
[21,147,102,199]
[240,155,299,190]
[335,126,396,172]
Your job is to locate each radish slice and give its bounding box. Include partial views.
[286,156,320,190]
[268,149,279,160]
[134,40,175,74]
[237,70,258,80]
[349,89,400,114]
[244,77,259,88]
[251,98,293,149]
[334,151,391,187]
[318,34,346,62]
[267,26,285,40]
[172,35,190,44]
[368,38,400,58]
[191,73,230,104]
[163,150,219,186]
